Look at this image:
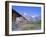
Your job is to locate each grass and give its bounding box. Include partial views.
[22,23,41,30]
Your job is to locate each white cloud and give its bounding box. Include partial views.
[24,13,27,15]
[31,16,35,18]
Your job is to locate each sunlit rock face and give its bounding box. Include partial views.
[15,17,27,30]
[12,16,28,31]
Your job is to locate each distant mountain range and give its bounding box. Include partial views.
[23,14,41,22]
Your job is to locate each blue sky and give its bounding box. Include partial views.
[12,6,41,17]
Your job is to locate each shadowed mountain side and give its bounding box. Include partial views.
[12,9,22,17]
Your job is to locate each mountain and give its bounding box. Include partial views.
[31,16,41,21]
[23,14,41,22]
